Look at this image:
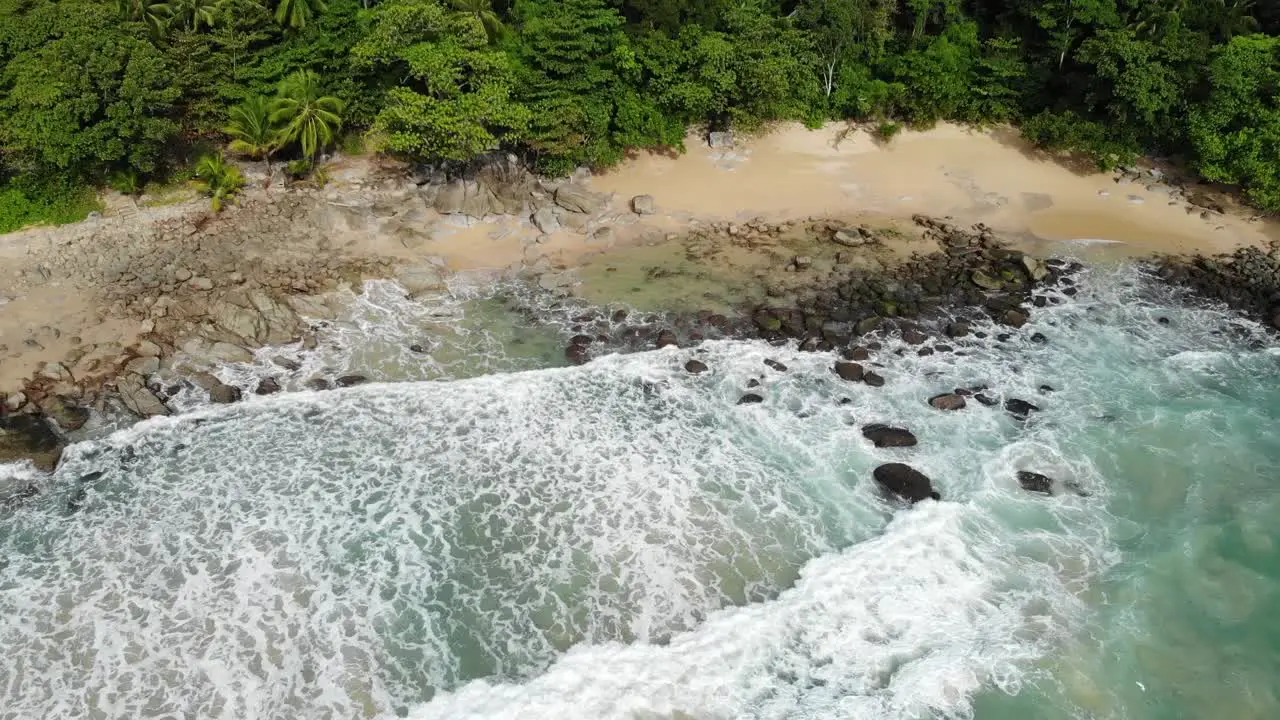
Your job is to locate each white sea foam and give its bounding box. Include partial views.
[0,263,1271,720]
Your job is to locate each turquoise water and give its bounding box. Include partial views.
[0,264,1277,719]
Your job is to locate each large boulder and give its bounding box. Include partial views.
[554,184,607,214]
[862,424,917,447]
[928,393,967,411]
[873,463,940,503]
[433,180,467,214]
[37,395,90,431]
[833,362,864,382]
[117,374,171,418]
[0,414,64,472]
[531,207,560,233]
[397,263,447,298]
[631,195,656,215]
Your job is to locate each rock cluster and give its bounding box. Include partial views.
[1153,241,1280,331]
[750,216,1074,350]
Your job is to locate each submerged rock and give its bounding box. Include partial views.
[1016,471,1054,495]
[1004,398,1041,420]
[737,393,765,405]
[863,371,886,387]
[255,378,282,395]
[764,359,788,372]
[862,424,917,448]
[873,463,940,503]
[684,359,709,374]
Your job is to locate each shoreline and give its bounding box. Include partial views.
[1,122,1278,471]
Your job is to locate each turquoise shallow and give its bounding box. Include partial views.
[1,263,1277,719]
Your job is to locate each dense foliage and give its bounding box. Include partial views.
[3,0,1280,222]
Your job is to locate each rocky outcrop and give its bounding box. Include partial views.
[116,375,170,418]
[1153,241,1280,330]
[554,184,608,215]
[631,195,656,215]
[873,463,940,503]
[0,414,64,472]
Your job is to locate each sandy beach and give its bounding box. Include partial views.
[0,121,1274,398]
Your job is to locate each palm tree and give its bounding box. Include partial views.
[170,0,218,30]
[273,0,326,29]
[194,153,246,211]
[450,0,505,43]
[225,95,281,180]
[270,70,344,162]
[118,0,172,36]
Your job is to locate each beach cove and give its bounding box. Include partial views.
[1,123,1279,719]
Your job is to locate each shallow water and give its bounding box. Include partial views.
[1,264,1278,720]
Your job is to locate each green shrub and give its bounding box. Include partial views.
[193,153,246,211]
[873,121,902,143]
[0,180,101,234]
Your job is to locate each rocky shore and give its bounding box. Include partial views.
[2,141,1279,478]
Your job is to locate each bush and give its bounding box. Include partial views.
[873,121,902,143]
[0,180,101,234]
[193,153,246,211]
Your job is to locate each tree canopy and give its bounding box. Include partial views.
[6,0,1280,216]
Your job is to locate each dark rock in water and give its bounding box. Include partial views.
[1033,296,1048,308]
[1005,398,1041,419]
[901,328,928,345]
[974,332,988,339]
[844,346,871,361]
[862,424,917,448]
[255,378,282,395]
[208,382,242,403]
[746,378,761,388]
[838,397,854,405]
[612,309,629,323]
[917,347,935,357]
[1038,384,1056,394]
[565,343,590,365]
[764,359,788,372]
[1016,471,1054,495]
[929,393,967,411]
[305,378,332,391]
[737,393,765,405]
[409,344,428,354]
[336,375,368,388]
[863,371,886,387]
[1001,310,1029,328]
[685,359,709,374]
[1062,287,1078,297]
[569,334,594,346]
[833,362,864,382]
[873,463,940,503]
[945,322,971,338]
[0,414,64,472]
[1157,317,1171,325]
[1030,332,1048,344]
[656,329,679,348]
[974,393,999,407]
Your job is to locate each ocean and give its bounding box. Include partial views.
[1,261,1277,719]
